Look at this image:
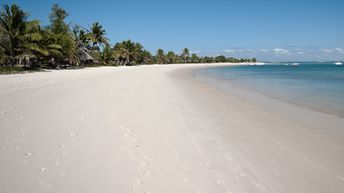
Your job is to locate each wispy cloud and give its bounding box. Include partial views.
[297,51,305,55]
[202,47,344,61]
[273,48,289,55]
[322,49,334,53]
[224,49,254,53]
[191,50,200,54]
[321,48,344,54]
[334,48,344,54]
[224,49,235,53]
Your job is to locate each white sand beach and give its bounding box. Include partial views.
[0,64,343,193]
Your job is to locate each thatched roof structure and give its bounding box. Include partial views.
[77,47,93,61]
[76,41,98,63]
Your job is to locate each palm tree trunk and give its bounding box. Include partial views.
[125,55,129,66]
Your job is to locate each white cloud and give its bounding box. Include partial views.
[224,49,254,54]
[334,48,344,54]
[237,49,244,53]
[321,49,333,53]
[191,50,200,54]
[273,48,289,55]
[260,49,269,53]
[297,51,305,55]
[321,48,344,54]
[224,49,235,53]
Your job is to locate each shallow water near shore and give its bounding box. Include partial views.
[196,62,344,117]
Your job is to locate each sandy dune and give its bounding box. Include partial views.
[0,64,343,193]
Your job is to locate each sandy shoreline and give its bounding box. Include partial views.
[0,64,343,193]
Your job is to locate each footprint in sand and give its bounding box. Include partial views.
[70,132,79,142]
[40,168,48,173]
[224,152,232,161]
[144,170,153,176]
[70,132,79,137]
[182,176,189,183]
[58,144,65,149]
[24,152,33,157]
[38,179,52,189]
[134,179,144,186]
[216,179,223,185]
[140,161,150,167]
[338,176,344,181]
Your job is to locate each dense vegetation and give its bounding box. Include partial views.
[0,4,257,71]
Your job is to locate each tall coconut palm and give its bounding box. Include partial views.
[16,20,50,67]
[190,53,199,63]
[41,30,63,58]
[141,50,152,64]
[88,22,109,53]
[100,44,113,64]
[113,40,143,66]
[182,48,190,63]
[166,51,176,64]
[0,4,27,66]
[72,25,90,48]
[156,48,165,64]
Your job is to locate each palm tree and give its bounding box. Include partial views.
[156,48,165,64]
[73,25,90,48]
[139,49,152,64]
[166,51,176,64]
[190,53,199,63]
[0,4,27,66]
[17,20,50,67]
[113,40,143,66]
[100,44,113,65]
[88,22,109,53]
[181,48,190,63]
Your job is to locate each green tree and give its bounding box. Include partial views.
[88,22,109,53]
[73,25,90,48]
[215,55,226,63]
[46,4,76,68]
[100,44,113,65]
[113,40,143,65]
[166,51,176,64]
[0,4,27,66]
[18,20,50,67]
[202,56,214,63]
[181,48,190,63]
[49,4,69,34]
[191,53,199,63]
[156,48,165,64]
[139,49,152,64]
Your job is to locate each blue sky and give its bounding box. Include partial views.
[3,0,344,61]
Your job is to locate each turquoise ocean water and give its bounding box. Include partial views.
[197,62,344,117]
